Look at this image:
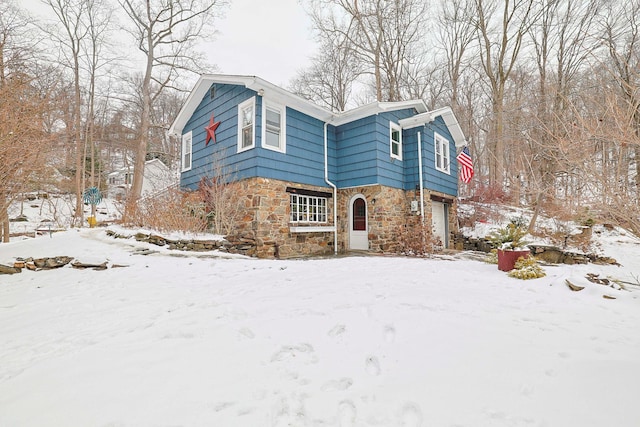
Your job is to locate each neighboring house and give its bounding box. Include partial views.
[107,158,177,200]
[170,74,467,258]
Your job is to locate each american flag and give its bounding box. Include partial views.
[456,146,474,183]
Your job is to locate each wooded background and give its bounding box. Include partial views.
[1,0,639,239]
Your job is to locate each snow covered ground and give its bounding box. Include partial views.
[1,201,640,426]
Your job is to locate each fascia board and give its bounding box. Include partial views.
[398,106,468,148]
[329,100,428,126]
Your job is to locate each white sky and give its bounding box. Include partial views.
[205,0,317,86]
[22,0,317,87]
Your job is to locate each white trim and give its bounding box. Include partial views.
[434,131,451,174]
[262,101,286,153]
[348,194,369,250]
[169,74,430,136]
[398,107,467,148]
[390,121,402,160]
[237,97,255,152]
[181,131,192,172]
[290,226,336,233]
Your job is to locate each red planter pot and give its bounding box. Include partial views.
[497,249,530,272]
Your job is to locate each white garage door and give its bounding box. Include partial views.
[431,201,448,248]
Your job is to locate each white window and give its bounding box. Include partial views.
[181,131,192,171]
[237,97,255,152]
[435,132,450,173]
[390,122,402,160]
[290,194,327,223]
[263,102,286,152]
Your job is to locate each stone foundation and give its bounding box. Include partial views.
[226,177,336,258]
[223,178,458,258]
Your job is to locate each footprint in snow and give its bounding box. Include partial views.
[328,323,346,337]
[400,402,423,427]
[270,343,317,364]
[365,355,381,376]
[337,400,357,427]
[237,327,255,340]
[384,325,396,343]
[321,377,353,392]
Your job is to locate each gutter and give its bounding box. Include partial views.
[324,122,338,254]
[417,131,425,221]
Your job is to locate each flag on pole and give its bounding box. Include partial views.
[456,146,474,183]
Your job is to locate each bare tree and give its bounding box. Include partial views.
[436,0,477,113]
[0,2,49,242]
[290,32,361,112]
[306,0,428,102]
[472,0,540,185]
[117,0,227,218]
[44,0,89,224]
[601,0,640,190]
[525,0,601,231]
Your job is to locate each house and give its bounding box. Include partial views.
[107,158,177,200]
[170,74,467,258]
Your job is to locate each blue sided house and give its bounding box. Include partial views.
[170,74,467,258]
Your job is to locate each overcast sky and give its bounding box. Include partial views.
[23,0,317,88]
[205,0,317,86]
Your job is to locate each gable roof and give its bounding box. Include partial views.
[169,74,466,147]
[398,107,467,147]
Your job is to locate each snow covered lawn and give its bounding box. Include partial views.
[1,228,639,426]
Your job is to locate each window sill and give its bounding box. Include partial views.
[289,225,336,233]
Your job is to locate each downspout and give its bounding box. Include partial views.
[324,122,338,254]
[417,131,425,222]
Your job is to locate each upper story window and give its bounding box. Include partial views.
[181,131,192,172]
[237,97,255,152]
[435,132,450,174]
[263,102,286,152]
[390,122,402,160]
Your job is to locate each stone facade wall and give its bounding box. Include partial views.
[336,185,458,253]
[226,177,336,258]
[225,177,458,258]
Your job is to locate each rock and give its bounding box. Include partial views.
[33,256,73,269]
[0,264,22,274]
[71,261,108,270]
[565,279,584,291]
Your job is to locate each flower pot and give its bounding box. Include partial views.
[497,249,530,272]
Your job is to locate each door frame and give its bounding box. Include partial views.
[348,194,369,250]
[431,200,449,248]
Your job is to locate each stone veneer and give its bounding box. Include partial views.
[226,177,458,258]
[337,185,458,253]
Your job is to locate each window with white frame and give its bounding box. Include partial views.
[263,102,286,152]
[290,194,327,223]
[434,132,450,173]
[237,97,255,151]
[390,122,402,160]
[181,131,192,171]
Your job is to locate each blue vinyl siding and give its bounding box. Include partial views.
[179,83,458,197]
[420,117,458,196]
[181,83,333,190]
[335,109,415,189]
[181,83,257,189]
[258,108,328,187]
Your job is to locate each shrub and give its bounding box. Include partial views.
[484,249,498,264]
[124,188,208,233]
[488,220,530,250]
[508,256,546,280]
[395,221,441,257]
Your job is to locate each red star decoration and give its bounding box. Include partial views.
[205,113,221,146]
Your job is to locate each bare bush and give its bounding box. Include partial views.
[198,177,243,236]
[395,221,442,257]
[124,188,208,234]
